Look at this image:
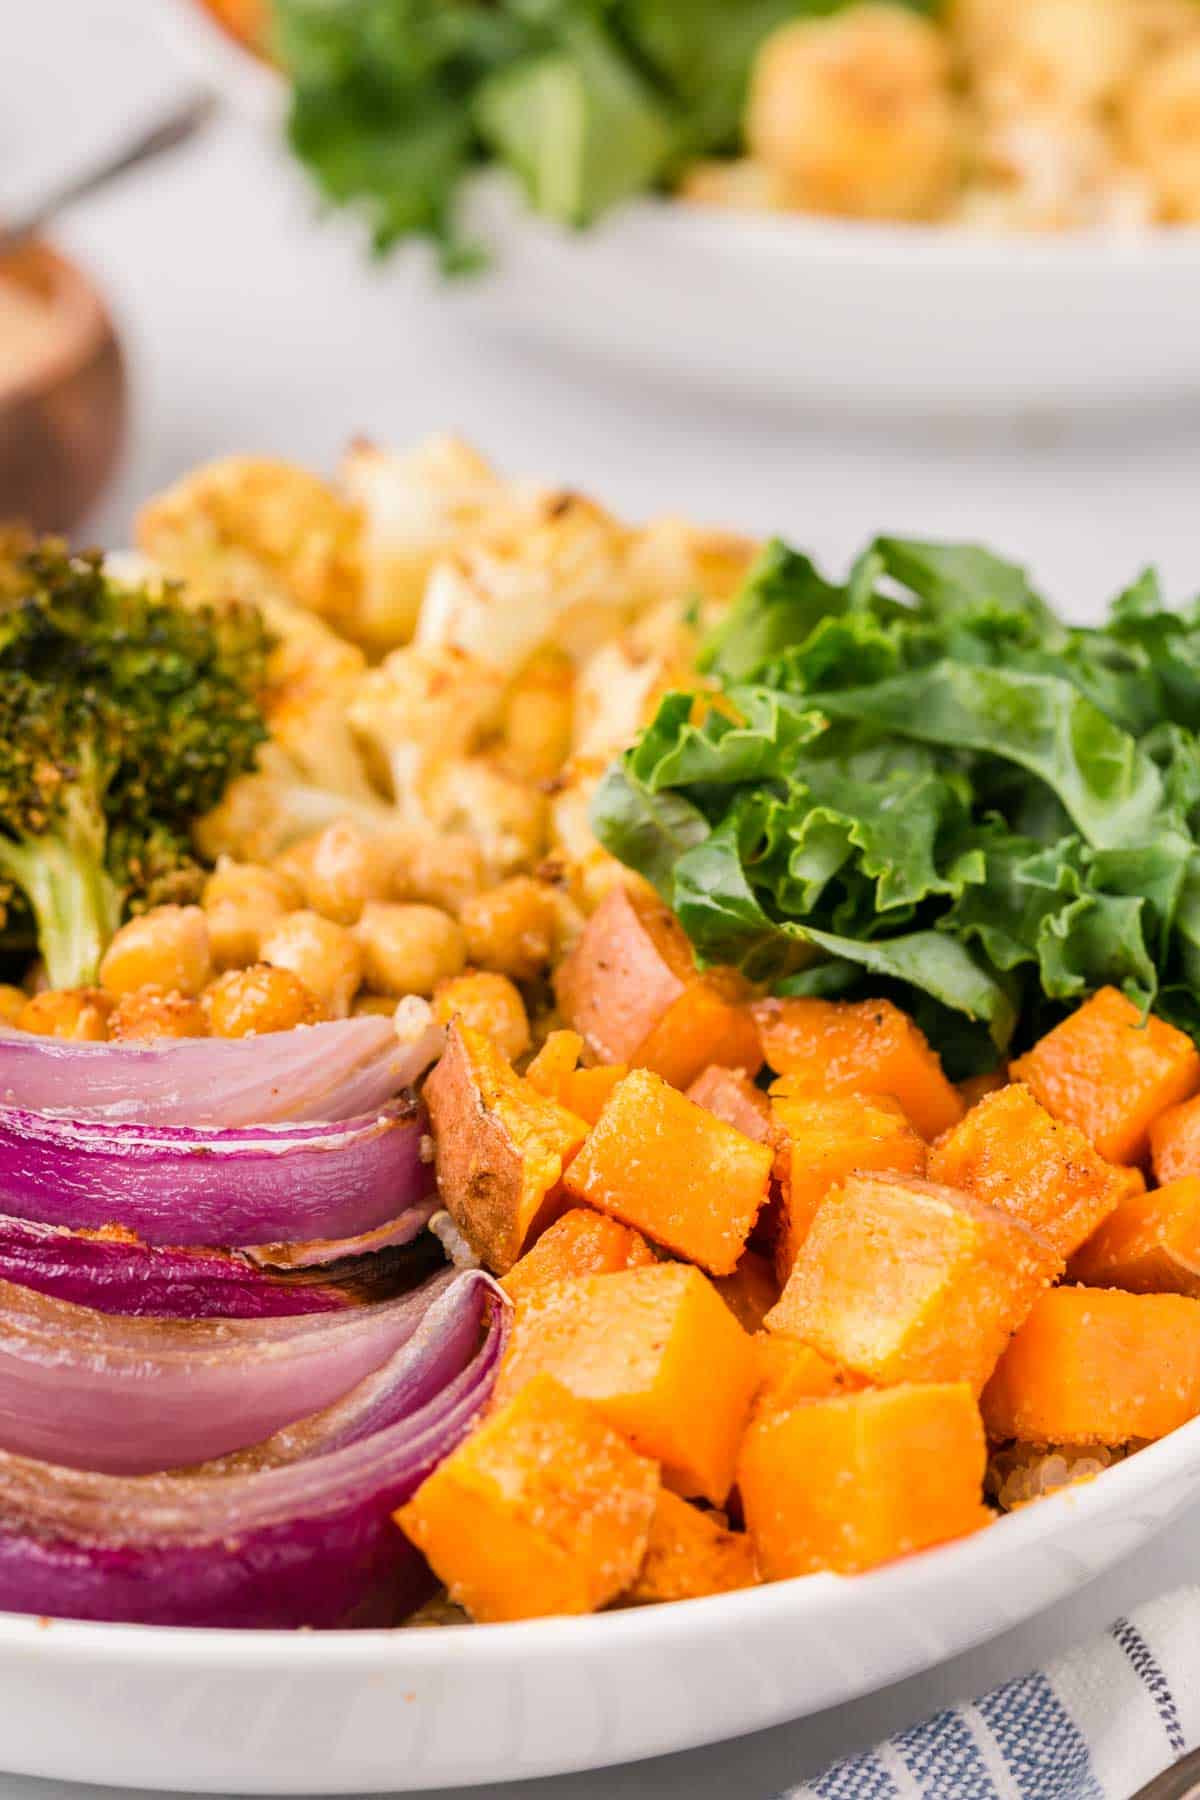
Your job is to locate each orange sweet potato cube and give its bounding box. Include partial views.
[686,1065,773,1143]
[981,1286,1200,1444]
[554,885,761,1090]
[751,1332,868,1419]
[624,1489,757,1604]
[525,1030,629,1126]
[928,1083,1127,1260]
[1010,987,1200,1165]
[768,1082,927,1283]
[713,1248,780,1333]
[525,1029,585,1095]
[498,1261,758,1504]
[753,996,964,1140]
[766,1173,1060,1391]
[1069,1177,1200,1297]
[397,1374,658,1622]
[1151,1094,1200,1185]
[564,1068,773,1275]
[738,1383,989,1578]
[501,1207,656,1307]
[424,1021,589,1273]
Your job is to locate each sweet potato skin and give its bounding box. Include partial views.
[1010,987,1200,1166]
[424,1020,589,1273]
[766,1172,1060,1392]
[1151,1094,1200,1186]
[753,996,964,1140]
[928,1083,1127,1260]
[739,1383,989,1578]
[564,1068,773,1276]
[768,1083,927,1282]
[1068,1177,1200,1297]
[497,1261,758,1505]
[397,1373,659,1622]
[981,1286,1200,1445]
[624,1490,757,1604]
[686,1065,773,1143]
[554,885,761,1089]
[501,1207,657,1307]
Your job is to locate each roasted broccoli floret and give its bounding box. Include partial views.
[0,542,270,988]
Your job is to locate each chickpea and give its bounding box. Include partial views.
[204,964,323,1038]
[203,861,301,971]
[109,988,208,1041]
[355,903,466,998]
[393,832,488,917]
[302,821,393,926]
[747,7,960,222]
[433,971,531,1062]
[272,834,322,892]
[203,858,302,913]
[260,909,364,1019]
[99,906,212,999]
[459,878,560,982]
[0,985,26,1027]
[18,988,112,1041]
[352,993,404,1019]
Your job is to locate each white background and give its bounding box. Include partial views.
[5,3,1200,1794]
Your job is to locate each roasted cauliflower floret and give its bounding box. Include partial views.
[339,434,515,653]
[746,5,962,221]
[965,0,1142,119]
[193,745,392,866]
[1123,38,1200,220]
[346,644,506,823]
[957,114,1154,230]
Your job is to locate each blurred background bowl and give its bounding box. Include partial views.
[0,240,127,535]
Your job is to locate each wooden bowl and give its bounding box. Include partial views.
[0,241,127,535]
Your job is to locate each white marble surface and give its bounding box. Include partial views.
[6,4,1200,1794]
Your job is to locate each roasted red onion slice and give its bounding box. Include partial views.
[0,1011,442,1126]
[0,1211,443,1318]
[0,1096,432,1245]
[0,1269,460,1474]
[0,1274,504,1628]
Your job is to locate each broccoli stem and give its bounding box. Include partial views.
[0,790,121,990]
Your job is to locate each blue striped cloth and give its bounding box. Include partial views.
[790,1589,1200,1800]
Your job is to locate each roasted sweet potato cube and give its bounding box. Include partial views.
[564,1068,772,1275]
[1010,987,1200,1166]
[498,1261,758,1504]
[766,1173,1060,1391]
[928,1083,1127,1260]
[553,885,761,1089]
[1068,1177,1200,1297]
[768,1082,927,1282]
[424,1020,589,1273]
[624,1489,757,1604]
[1151,1094,1200,1185]
[397,1374,658,1622]
[753,996,963,1140]
[751,1332,868,1419]
[739,1383,989,1578]
[686,1065,773,1143]
[525,1030,628,1126]
[713,1248,779,1333]
[981,1286,1200,1444]
[501,1207,656,1307]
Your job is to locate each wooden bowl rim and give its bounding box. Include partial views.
[0,240,116,405]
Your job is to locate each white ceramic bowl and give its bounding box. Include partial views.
[1,1418,1198,1793]
[160,0,1200,420]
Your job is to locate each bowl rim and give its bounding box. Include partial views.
[2,1405,1194,1667]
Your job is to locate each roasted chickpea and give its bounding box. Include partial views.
[356,903,466,997]
[433,971,531,1062]
[18,988,112,1040]
[99,905,213,999]
[0,985,26,1027]
[459,878,560,982]
[260,909,364,1019]
[204,963,323,1037]
[747,6,960,221]
[109,988,208,1041]
[202,859,301,971]
[302,821,392,926]
[352,993,404,1019]
[393,832,488,917]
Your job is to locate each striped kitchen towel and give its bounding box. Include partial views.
[791,1587,1200,1800]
